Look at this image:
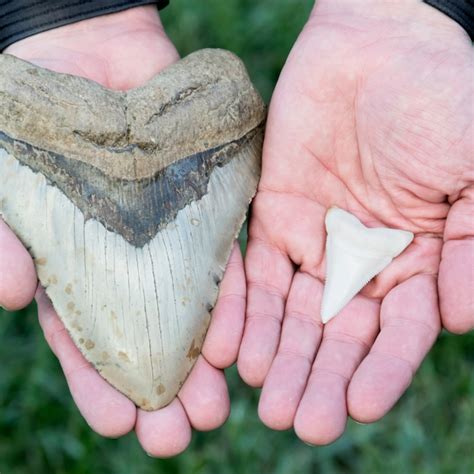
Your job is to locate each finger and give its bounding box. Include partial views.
[294,295,379,445]
[348,274,440,423]
[238,236,294,387]
[439,188,474,333]
[0,219,37,310]
[258,272,324,430]
[178,356,230,431]
[135,399,192,458]
[363,235,441,299]
[36,287,136,437]
[202,242,246,368]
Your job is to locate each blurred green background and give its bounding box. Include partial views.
[1,0,473,473]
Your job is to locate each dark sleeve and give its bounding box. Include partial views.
[0,0,169,51]
[424,0,474,41]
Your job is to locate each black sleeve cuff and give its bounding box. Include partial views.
[0,0,170,51]
[424,0,474,41]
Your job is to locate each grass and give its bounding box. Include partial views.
[1,1,473,473]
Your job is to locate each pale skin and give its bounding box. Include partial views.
[0,0,472,455]
[238,0,473,444]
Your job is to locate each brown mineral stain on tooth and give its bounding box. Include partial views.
[84,339,95,350]
[46,275,58,285]
[157,384,166,395]
[186,339,200,361]
[65,283,72,294]
[118,351,130,363]
[71,320,82,332]
[36,257,47,265]
[67,302,75,311]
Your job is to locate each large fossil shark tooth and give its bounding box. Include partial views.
[321,207,414,323]
[0,49,265,410]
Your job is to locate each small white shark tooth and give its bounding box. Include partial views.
[321,207,414,323]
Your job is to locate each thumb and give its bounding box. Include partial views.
[0,219,37,311]
[438,186,474,334]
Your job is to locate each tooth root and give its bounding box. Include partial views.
[321,208,414,323]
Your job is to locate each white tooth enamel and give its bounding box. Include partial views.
[321,207,414,323]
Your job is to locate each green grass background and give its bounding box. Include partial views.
[1,1,473,473]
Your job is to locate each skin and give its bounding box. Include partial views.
[238,0,473,445]
[1,6,247,456]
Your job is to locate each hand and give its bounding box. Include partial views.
[0,7,246,456]
[238,0,473,445]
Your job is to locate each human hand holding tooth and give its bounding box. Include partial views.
[0,6,263,457]
[238,0,473,445]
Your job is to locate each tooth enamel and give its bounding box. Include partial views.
[321,207,414,323]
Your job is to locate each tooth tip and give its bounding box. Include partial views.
[320,308,336,324]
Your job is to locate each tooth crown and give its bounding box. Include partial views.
[321,207,414,323]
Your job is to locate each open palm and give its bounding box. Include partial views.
[1,6,246,456]
[238,1,473,444]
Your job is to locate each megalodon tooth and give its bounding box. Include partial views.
[0,49,265,410]
[321,207,414,323]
